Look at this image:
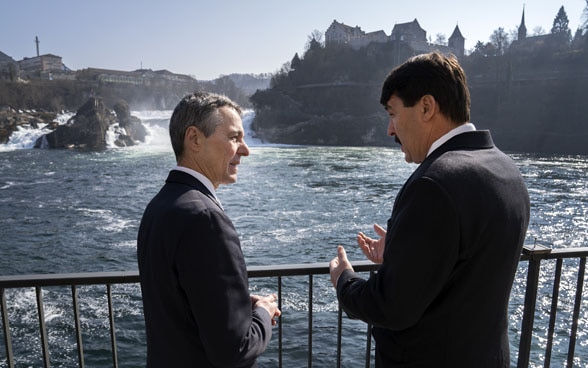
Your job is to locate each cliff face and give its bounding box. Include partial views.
[251,83,390,146]
[251,40,588,155]
[464,49,588,155]
[469,78,588,155]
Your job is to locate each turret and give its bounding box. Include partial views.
[448,25,465,57]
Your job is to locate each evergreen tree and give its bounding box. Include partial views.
[551,6,572,41]
[291,53,301,70]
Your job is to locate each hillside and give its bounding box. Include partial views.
[0,72,268,112]
[251,36,588,155]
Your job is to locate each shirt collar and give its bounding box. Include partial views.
[172,166,223,208]
[427,123,476,157]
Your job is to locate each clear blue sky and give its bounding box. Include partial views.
[2,0,585,80]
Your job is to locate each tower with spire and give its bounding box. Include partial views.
[518,5,527,41]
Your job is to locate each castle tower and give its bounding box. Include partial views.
[518,5,527,41]
[448,25,465,57]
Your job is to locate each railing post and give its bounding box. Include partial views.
[71,285,85,368]
[365,324,372,368]
[518,247,546,368]
[106,284,118,368]
[35,286,50,368]
[337,306,343,368]
[365,269,375,368]
[567,257,586,367]
[308,274,313,368]
[278,276,283,368]
[1,288,15,368]
[545,259,563,367]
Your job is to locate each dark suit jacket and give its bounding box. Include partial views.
[137,170,272,368]
[337,131,530,367]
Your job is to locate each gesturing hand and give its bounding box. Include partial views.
[357,223,386,264]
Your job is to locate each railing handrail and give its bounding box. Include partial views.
[0,261,380,288]
[2,246,587,287]
[520,246,588,260]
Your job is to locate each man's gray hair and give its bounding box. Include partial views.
[169,91,242,159]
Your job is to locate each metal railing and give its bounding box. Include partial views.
[1,245,587,368]
[518,245,588,368]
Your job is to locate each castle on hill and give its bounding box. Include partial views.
[325,18,465,57]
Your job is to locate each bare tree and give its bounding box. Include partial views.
[509,27,519,43]
[490,27,510,55]
[435,33,447,45]
[532,26,546,36]
[305,30,324,50]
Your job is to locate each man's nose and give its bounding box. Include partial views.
[387,118,396,137]
[239,140,250,156]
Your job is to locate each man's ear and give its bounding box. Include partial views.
[184,126,203,152]
[421,95,437,121]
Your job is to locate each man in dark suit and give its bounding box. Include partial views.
[329,52,530,367]
[137,92,280,367]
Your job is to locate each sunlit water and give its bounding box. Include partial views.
[0,111,587,367]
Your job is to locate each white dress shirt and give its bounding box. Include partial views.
[427,123,476,158]
[173,165,223,209]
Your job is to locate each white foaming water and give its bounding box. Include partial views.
[0,109,264,152]
[0,112,74,152]
[74,207,134,233]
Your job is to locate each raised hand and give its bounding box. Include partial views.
[357,223,386,264]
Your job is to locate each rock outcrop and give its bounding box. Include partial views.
[113,100,148,147]
[39,97,116,150]
[32,97,148,150]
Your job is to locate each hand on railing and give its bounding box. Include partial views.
[329,246,354,287]
[251,293,281,326]
[357,223,386,264]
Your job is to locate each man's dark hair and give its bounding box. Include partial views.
[380,52,470,124]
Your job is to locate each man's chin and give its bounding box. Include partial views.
[222,175,238,185]
[401,150,413,163]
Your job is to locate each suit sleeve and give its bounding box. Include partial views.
[337,177,460,330]
[175,207,272,367]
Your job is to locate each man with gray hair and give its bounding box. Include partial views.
[138,91,280,367]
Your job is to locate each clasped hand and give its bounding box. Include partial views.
[251,294,281,326]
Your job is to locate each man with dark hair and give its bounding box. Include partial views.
[329,52,530,367]
[138,91,280,367]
